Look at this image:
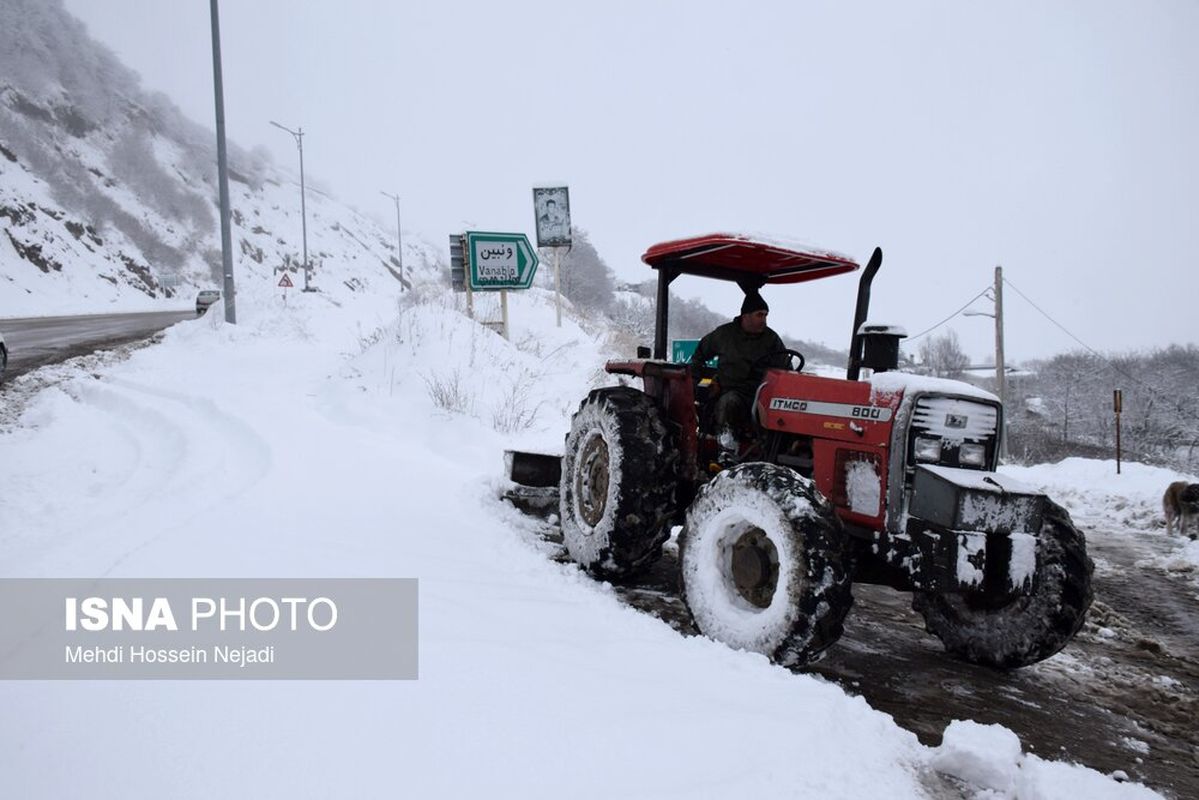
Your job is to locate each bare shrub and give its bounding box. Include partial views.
[422,369,473,414]
[490,372,543,433]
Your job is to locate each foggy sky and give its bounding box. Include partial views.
[63,0,1199,363]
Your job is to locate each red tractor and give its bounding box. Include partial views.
[513,234,1092,669]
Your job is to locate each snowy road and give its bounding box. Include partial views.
[813,523,1199,799]
[0,310,193,379]
[541,519,1199,798]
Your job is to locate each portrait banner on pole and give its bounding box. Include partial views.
[533,186,571,248]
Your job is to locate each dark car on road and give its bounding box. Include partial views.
[196,290,221,316]
[0,330,7,381]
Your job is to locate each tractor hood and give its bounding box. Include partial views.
[868,371,999,405]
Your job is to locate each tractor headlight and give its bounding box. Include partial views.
[914,436,942,463]
[959,442,986,467]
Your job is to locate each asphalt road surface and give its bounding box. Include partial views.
[0,310,194,380]
[527,516,1199,799]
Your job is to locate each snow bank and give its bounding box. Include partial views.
[932,720,1161,799]
[1001,458,1199,574]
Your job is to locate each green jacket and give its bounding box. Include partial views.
[690,318,788,397]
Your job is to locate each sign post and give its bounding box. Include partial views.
[448,233,473,319]
[278,271,293,305]
[501,289,509,340]
[1114,388,1123,474]
[463,231,539,340]
[533,186,571,328]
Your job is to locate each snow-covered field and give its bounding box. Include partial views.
[0,284,1171,799]
[1002,459,1199,580]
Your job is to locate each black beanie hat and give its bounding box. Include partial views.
[741,291,769,315]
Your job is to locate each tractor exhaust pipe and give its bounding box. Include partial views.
[846,247,883,381]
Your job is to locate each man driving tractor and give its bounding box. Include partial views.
[690,289,789,464]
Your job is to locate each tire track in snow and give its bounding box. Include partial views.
[2,374,272,575]
[91,376,274,576]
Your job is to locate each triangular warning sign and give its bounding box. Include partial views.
[278,273,294,288]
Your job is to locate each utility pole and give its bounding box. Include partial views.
[965,267,1009,460]
[209,0,236,323]
[270,121,311,291]
[994,265,1007,460]
[380,191,404,290]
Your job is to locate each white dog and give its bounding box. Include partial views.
[1163,481,1199,539]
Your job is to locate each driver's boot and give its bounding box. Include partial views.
[716,426,740,469]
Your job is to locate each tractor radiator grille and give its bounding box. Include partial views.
[911,397,998,443]
[909,396,1000,469]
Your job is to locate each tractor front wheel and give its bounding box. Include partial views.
[913,500,1093,668]
[559,387,678,577]
[678,463,852,666]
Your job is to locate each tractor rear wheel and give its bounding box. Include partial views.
[559,387,678,577]
[678,463,853,666]
[913,500,1093,668]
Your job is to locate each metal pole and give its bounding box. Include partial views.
[654,266,672,360]
[270,121,310,291]
[297,130,309,291]
[501,289,509,340]
[553,247,562,327]
[994,265,1007,461]
[209,0,236,323]
[464,243,475,320]
[380,191,404,290]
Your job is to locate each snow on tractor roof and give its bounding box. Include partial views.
[641,232,859,285]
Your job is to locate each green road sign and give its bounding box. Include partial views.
[671,339,699,363]
[671,339,717,366]
[466,231,539,291]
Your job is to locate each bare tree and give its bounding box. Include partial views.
[1008,346,1199,469]
[558,228,616,314]
[918,330,969,379]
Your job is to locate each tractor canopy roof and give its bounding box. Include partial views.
[641,233,859,287]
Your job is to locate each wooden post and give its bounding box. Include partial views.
[1114,389,1123,474]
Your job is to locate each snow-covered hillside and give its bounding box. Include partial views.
[0,278,1166,799]
[0,0,432,317]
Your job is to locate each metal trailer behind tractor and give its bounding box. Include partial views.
[506,234,1092,669]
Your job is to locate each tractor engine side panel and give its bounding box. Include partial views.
[755,372,897,447]
[756,372,900,531]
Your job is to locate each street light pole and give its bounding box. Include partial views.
[270,120,311,291]
[380,191,404,290]
[994,265,1006,460]
[209,0,236,323]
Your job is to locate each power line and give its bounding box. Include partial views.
[1004,276,1199,424]
[905,285,993,342]
[1001,278,1102,358]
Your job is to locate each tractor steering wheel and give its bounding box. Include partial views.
[779,349,806,372]
[753,348,805,373]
